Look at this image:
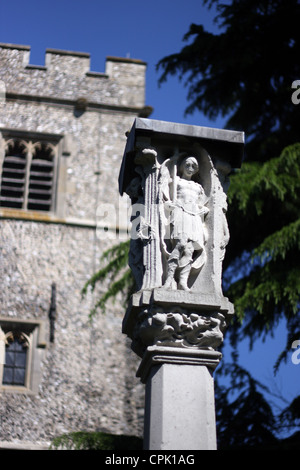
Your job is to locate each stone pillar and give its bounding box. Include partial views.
[119,118,244,450]
[144,363,217,450]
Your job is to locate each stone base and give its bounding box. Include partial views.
[143,359,219,450]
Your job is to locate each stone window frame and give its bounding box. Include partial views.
[0,128,71,218]
[0,317,46,394]
[1,330,30,386]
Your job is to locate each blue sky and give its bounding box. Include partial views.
[1,0,299,433]
[0,0,225,127]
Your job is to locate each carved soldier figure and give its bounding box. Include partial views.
[159,155,209,291]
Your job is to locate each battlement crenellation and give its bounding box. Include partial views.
[0,43,147,109]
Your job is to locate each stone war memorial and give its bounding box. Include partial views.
[119,118,244,450]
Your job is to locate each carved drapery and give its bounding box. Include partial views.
[134,148,162,290]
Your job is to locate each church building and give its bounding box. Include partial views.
[0,42,151,449]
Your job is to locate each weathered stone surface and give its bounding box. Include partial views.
[120,118,244,450]
[0,44,147,109]
[0,44,148,448]
[120,118,243,359]
[144,363,218,450]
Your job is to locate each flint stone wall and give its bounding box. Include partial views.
[0,220,144,443]
[0,43,147,448]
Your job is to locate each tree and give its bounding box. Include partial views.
[156,0,300,446]
[84,0,300,448]
[157,0,300,163]
[156,0,300,355]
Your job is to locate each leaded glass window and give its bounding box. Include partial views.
[2,332,30,386]
[0,320,46,393]
[0,137,58,212]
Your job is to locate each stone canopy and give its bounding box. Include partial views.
[119,118,244,196]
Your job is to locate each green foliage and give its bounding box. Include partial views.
[253,219,300,263]
[215,363,278,449]
[50,431,142,450]
[228,144,300,214]
[224,143,300,366]
[215,362,300,449]
[81,240,134,316]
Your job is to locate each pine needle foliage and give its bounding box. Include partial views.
[228,144,300,215]
[215,363,278,449]
[224,143,300,362]
[81,240,133,316]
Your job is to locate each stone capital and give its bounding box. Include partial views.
[137,345,222,383]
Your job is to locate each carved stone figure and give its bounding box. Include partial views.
[119,118,244,367]
[132,306,226,357]
[159,154,209,291]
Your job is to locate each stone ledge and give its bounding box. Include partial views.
[153,288,234,313]
[25,64,47,71]
[86,71,109,78]
[137,345,222,383]
[0,208,94,228]
[133,117,244,144]
[0,43,30,50]
[5,91,147,114]
[106,56,147,66]
[0,440,49,450]
[46,47,90,58]
[130,288,234,313]
[0,209,130,234]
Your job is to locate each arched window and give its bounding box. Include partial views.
[0,137,58,212]
[2,331,30,386]
[0,320,46,393]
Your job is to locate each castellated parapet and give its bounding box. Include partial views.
[0,43,147,109]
